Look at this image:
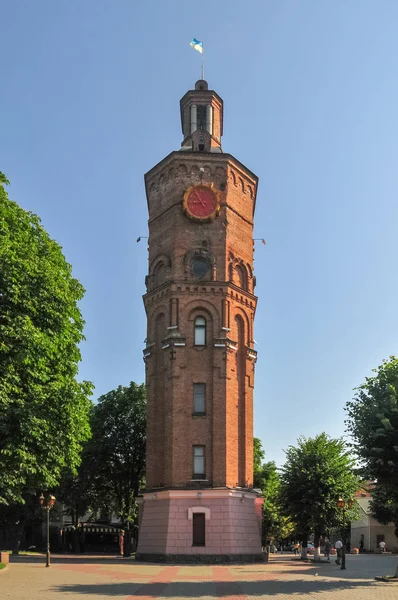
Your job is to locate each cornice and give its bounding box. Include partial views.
[143,280,257,308]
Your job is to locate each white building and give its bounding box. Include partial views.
[350,489,398,552]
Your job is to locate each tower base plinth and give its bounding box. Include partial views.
[136,489,264,563]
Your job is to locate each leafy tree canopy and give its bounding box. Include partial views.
[57,382,147,528]
[345,356,398,487]
[253,437,265,486]
[370,484,398,533]
[0,174,93,504]
[346,357,398,543]
[279,433,359,550]
[253,438,294,544]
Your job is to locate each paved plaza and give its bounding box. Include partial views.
[1,553,398,599]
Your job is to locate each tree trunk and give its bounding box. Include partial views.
[72,528,79,553]
[72,507,78,527]
[124,523,132,557]
[301,536,308,559]
[394,563,398,578]
[313,530,321,562]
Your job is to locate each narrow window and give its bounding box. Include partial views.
[235,264,247,290]
[194,316,206,346]
[154,263,166,288]
[192,513,206,546]
[193,445,205,478]
[197,105,206,130]
[193,383,205,414]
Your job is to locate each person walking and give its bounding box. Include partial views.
[324,539,331,561]
[119,530,125,556]
[379,540,386,553]
[335,539,343,565]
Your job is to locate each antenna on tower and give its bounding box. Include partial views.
[254,238,266,245]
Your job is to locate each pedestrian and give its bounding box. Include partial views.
[335,539,343,565]
[119,530,125,556]
[293,543,299,555]
[59,528,64,553]
[379,540,386,553]
[324,538,331,561]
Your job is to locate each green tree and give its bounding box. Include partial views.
[345,357,398,491]
[370,485,398,533]
[280,433,359,560]
[0,173,93,509]
[346,357,398,575]
[253,438,294,546]
[60,382,146,552]
[253,437,265,488]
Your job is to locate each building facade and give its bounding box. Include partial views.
[136,80,263,562]
[351,489,398,553]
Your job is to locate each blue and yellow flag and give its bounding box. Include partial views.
[190,38,203,54]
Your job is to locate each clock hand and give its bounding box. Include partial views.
[193,190,206,207]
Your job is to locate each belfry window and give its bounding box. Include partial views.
[194,316,206,346]
[197,105,206,130]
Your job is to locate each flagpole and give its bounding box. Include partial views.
[201,44,204,80]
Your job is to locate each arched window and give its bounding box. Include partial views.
[235,264,247,290]
[154,263,166,288]
[194,316,206,346]
[228,262,234,282]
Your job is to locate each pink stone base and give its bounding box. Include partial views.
[136,490,263,561]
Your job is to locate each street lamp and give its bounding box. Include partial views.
[336,498,353,571]
[336,499,346,570]
[39,493,56,567]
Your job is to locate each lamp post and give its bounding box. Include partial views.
[337,498,353,570]
[39,493,56,567]
[336,499,346,570]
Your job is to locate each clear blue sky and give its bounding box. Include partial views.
[1,1,398,466]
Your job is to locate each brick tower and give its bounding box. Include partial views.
[136,80,263,562]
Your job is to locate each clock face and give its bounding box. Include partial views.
[183,185,219,220]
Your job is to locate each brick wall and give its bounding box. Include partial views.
[144,151,258,492]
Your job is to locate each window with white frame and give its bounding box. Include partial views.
[194,316,206,346]
[193,445,205,478]
[193,383,205,414]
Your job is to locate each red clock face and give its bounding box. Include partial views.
[184,186,219,219]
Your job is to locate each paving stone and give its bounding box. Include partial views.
[1,553,398,599]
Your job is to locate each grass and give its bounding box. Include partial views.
[0,563,6,570]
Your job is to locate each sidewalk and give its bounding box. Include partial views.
[2,553,398,599]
